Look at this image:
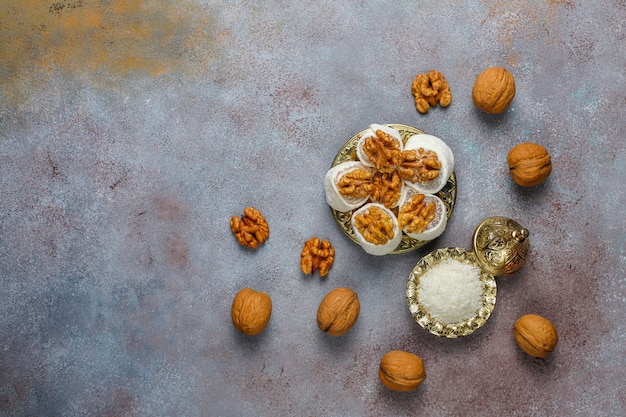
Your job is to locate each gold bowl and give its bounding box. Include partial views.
[406,247,497,338]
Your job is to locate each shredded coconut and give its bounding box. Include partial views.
[418,258,483,324]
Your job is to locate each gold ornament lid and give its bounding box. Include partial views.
[472,216,530,276]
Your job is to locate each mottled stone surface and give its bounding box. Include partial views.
[1,1,624,416]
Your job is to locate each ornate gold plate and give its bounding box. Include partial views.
[406,247,497,338]
[329,124,457,254]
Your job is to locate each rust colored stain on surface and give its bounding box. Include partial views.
[0,1,624,416]
[0,0,221,103]
[480,0,575,66]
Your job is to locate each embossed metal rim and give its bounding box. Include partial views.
[406,247,497,338]
[329,124,457,254]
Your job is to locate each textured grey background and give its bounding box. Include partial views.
[1,1,624,416]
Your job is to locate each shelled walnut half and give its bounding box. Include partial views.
[230,207,270,249]
[301,237,335,277]
[336,167,373,200]
[412,70,452,114]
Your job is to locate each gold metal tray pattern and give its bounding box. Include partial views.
[329,124,457,254]
[406,247,497,338]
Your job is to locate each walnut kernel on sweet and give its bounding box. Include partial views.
[370,171,403,208]
[398,148,442,183]
[300,237,335,277]
[411,70,452,114]
[362,129,402,173]
[337,168,373,199]
[353,206,396,245]
[230,207,270,249]
[397,194,436,234]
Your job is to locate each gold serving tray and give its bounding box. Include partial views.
[329,124,457,254]
[406,247,497,338]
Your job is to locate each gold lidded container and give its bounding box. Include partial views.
[472,216,530,277]
[407,216,530,338]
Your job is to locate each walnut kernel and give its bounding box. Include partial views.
[398,148,442,183]
[353,206,396,245]
[230,207,270,249]
[411,70,452,114]
[397,194,436,234]
[337,168,373,200]
[300,237,335,277]
[362,130,402,173]
[370,171,403,208]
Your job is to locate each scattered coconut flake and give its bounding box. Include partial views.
[418,258,483,324]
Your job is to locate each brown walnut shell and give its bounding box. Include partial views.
[316,287,360,336]
[231,288,272,336]
[514,314,559,358]
[507,142,552,187]
[378,350,426,392]
[472,67,516,114]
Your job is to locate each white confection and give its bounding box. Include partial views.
[403,134,454,194]
[351,203,402,256]
[398,190,447,241]
[407,134,455,169]
[324,161,372,212]
[418,259,483,324]
[355,124,403,169]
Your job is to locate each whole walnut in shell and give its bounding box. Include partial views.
[231,288,272,336]
[507,142,552,187]
[316,287,360,336]
[472,67,516,114]
[514,314,559,358]
[379,350,426,392]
